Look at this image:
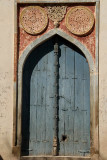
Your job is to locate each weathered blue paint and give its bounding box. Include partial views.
[22,40,55,156]
[21,36,90,156]
[58,38,90,156]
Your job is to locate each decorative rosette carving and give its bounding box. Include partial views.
[20,6,48,35]
[65,6,95,36]
[47,6,67,28]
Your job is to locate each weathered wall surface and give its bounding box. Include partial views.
[0,0,107,160]
[18,5,95,58]
[0,0,16,160]
[99,0,107,160]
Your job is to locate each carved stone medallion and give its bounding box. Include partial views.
[47,6,67,28]
[20,6,48,35]
[65,6,95,36]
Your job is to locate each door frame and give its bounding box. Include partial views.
[13,1,99,159]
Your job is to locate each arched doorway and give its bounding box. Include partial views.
[21,35,90,156]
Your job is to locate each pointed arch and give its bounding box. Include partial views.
[18,29,95,74]
[16,29,98,159]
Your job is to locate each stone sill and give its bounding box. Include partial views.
[21,156,91,160]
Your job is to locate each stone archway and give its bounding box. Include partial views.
[16,29,98,159]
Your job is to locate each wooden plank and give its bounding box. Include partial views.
[45,43,55,155]
[64,45,75,156]
[73,51,84,156]
[81,59,90,155]
[59,40,74,156]
[74,51,90,156]
[59,43,66,155]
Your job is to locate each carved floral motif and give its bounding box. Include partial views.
[20,6,48,35]
[65,6,95,36]
[47,6,67,28]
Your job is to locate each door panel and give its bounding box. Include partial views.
[74,52,90,156]
[58,39,90,156]
[22,36,90,156]
[30,42,56,155]
[22,40,56,155]
[74,50,86,155]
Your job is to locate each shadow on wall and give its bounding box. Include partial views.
[0,156,3,160]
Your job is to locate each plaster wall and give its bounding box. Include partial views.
[0,0,106,160]
[99,0,107,160]
[0,0,16,160]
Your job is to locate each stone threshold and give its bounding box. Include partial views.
[21,156,91,160]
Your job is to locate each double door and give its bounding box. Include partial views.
[22,36,90,156]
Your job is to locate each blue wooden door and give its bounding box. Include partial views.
[21,36,90,156]
[58,39,90,156]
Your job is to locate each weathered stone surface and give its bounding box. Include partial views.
[21,157,91,160]
[18,5,95,59]
[65,6,94,36]
[47,5,67,27]
[20,6,48,35]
